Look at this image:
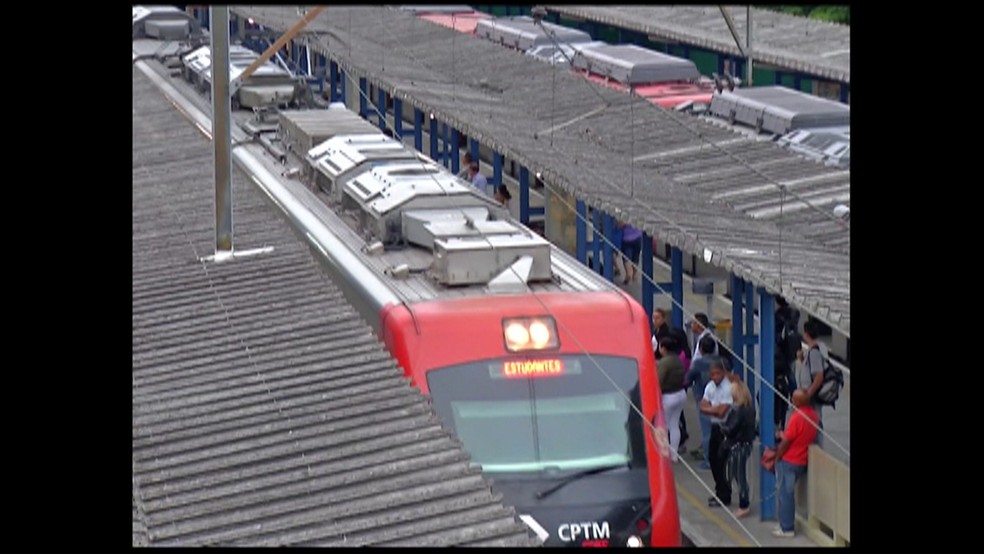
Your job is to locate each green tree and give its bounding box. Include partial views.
[759,5,849,25]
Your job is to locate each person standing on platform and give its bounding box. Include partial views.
[651,308,670,359]
[656,336,687,462]
[685,334,718,469]
[619,222,643,285]
[795,320,826,445]
[700,359,733,507]
[721,373,756,519]
[691,313,718,362]
[772,389,819,538]
[467,160,489,196]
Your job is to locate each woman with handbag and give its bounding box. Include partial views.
[718,373,756,518]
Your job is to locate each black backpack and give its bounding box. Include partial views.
[811,346,844,407]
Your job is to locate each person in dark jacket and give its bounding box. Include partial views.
[720,373,756,518]
[651,308,670,359]
[657,336,687,462]
[666,325,692,451]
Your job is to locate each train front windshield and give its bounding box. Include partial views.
[426,355,646,473]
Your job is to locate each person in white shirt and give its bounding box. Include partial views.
[700,359,733,508]
[691,313,718,362]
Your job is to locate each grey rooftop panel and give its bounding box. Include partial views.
[572,43,701,85]
[132,64,539,547]
[708,86,850,135]
[476,15,593,51]
[232,5,849,334]
[544,5,850,84]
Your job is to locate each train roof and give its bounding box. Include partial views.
[475,16,593,51]
[777,126,850,168]
[183,44,294,82]
[571,43,701,85]
[708,86,850,136]
[277,106,621,304]
[132,5,201,40]
[397,5,477,14]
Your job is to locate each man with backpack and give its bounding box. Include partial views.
[795,319,841,447]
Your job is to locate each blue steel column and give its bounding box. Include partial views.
[840,83,849,104]
[429,116,439,160]
[359,77,368,119]
[339,68,346,104]
[601,213,615,282]
[519,167,531,224]
[329,61,338,101]
[575,200,588,264]
[592,209,602,274]
[492,152,503,185]
[758,290,777,521]
[377,87,387,131]
[469,138,480,165]
[414,108,423,151]
[642,233,654,325]
[745,284,756,400]
[442,123,451,167]
[731,274,745,379]
[394,99,403,140]
[670,247,684,329]
[451,129,461,174]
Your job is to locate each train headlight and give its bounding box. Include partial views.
[504,323,530,347]
[503,317,559,352]
[626,535,644,548]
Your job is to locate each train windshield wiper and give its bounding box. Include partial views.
[534,463,627,500]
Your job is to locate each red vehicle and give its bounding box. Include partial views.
[400,5,492,35]
[289,104,682,547]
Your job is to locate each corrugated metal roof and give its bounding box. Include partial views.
[131,64,540,547]
[232,5,850,335]
[544,5,850,84]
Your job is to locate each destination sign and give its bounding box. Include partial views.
[502,358,565,379]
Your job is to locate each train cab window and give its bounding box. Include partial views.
[426,355,646,474]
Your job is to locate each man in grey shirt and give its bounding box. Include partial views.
[794,319,826,445]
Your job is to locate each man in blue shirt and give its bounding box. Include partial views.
[467,160,489,196]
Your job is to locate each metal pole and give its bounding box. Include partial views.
[758,289,776,520]
[746,5,753,86]
[211,5,233,254]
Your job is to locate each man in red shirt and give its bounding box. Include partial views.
[772,389,818,538]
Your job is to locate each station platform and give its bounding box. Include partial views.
[615,263,850,547]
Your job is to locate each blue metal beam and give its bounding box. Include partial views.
[745,284,756,397]
[758,289,777,520]
[329,60,338,102]
[601,213,615,282]
[394,98,404,141]
[442,123,451,166]
[642,233,654,328]
[529,207,545,216]
[429,116,439,160]
[451,129,461,173]
[575,200,587,264]
[339,68,346,104]
[414,108,423,152]
[519,167,531,224]
[377,87,387,131]
[492,151,503,185]
[670,247,684,328]
[359,77,368,119]
[592,209,602,275]
[731,274,744,378]
[840,83,849,104]
[469,138,480,164]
